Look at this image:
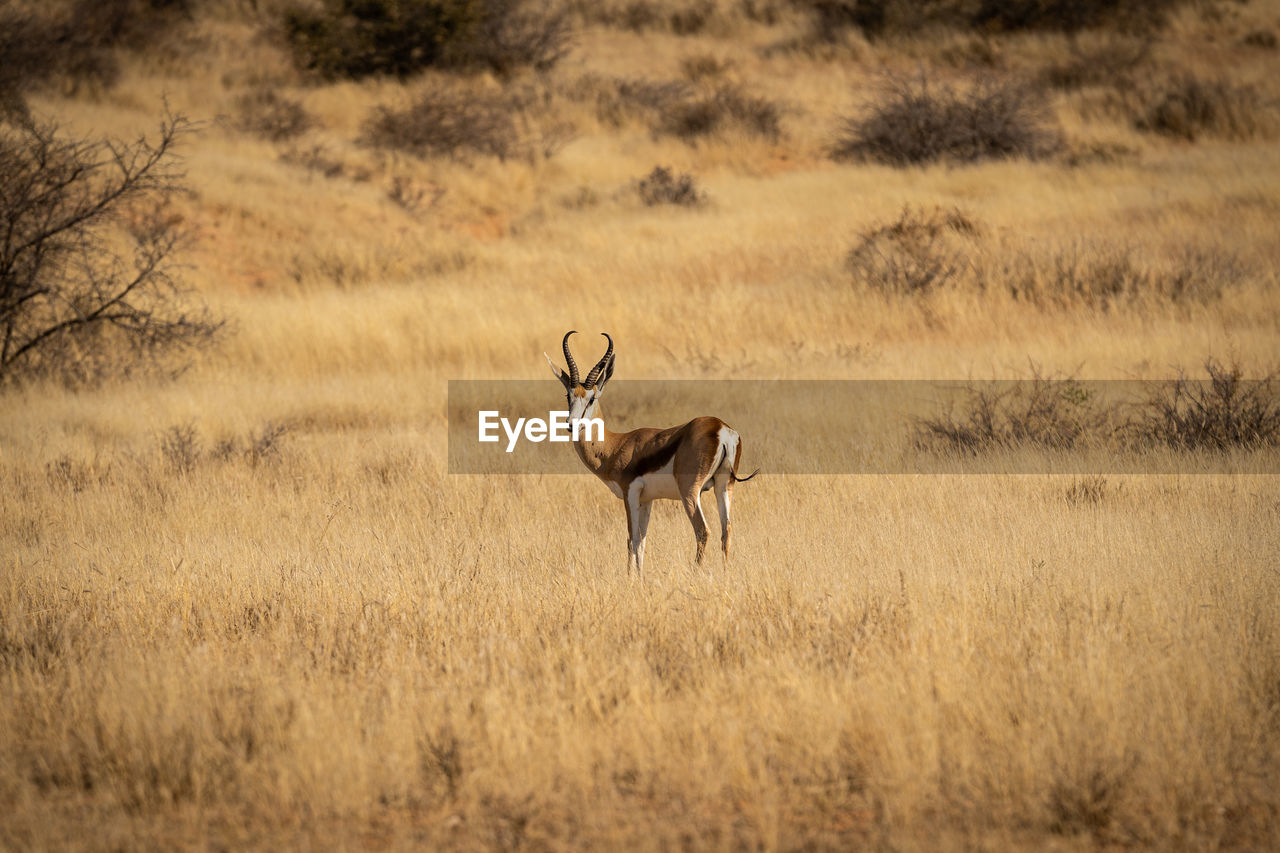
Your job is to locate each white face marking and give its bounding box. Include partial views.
[568,388,600,426]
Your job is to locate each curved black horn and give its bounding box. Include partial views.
[561,330,580,386]
[584,332,614,388]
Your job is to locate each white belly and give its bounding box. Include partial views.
[638,472,682,501]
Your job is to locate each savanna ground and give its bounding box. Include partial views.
[2,0,1280,848]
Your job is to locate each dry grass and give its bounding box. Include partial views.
[3,1,1280,849]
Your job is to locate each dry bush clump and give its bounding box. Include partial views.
[160,422,202,474]
[385,175,443,214]
[283,0,571,80]
[278,143,358,179]
[831,73,1060,166]
[462,0,575,75]
[1134,75,1275,141]
[163,421,290,473]
[0,0,193,108]
[845,206,981,295]
[1063,475,1115,505]
[1242,29,1278,49]
[1040,35,1150,90]
[234,89,314,142]
[969,0,1192,34]
[1007,244,1246,309]
[915,370,1117,454]
[573,0,727,35]
[1047,757,1135,843]
[0,8,64,117]
[636,165,706,206]
[1130,359,1280,451]
[656,84,783,143]
[793,0,1193,40]
[847,208,1245,309]
[568,74,692,127]
[917,360,1279,456]
[360,89,520,161]
[565,74,781,143]
[679,53,734,82]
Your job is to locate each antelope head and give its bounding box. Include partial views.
[545,331,615,424]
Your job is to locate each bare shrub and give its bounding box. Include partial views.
[234,89,314,142]
[386,175,443,214]
[0,111,222,385]
[832,73,1060,166]
[636,166,706,207]
[572,75,692,127]
[462,0,575,75]
[846,206,981,295]
[208,422,291,467]
[1130,359,1280,451]
[1047,759,1132,842]
[915,370,1116,454]
[1011,243,1246,309]
[1040,35,1150,90]
[361,89,519,161]
[421,726,464,798]
[680,54,733,82]
[566,74,780,142]
[282,0,571,80]
[619,1,662,32]
[0,0,194,110]
[160,423,202,474]
[45,456,99,493]
[1135,75,1274,141]
[246,422,289,466]
[791,0,897,40]
[574,0,724,35]
[669,1,716,34]
[1242,29,1277,50]
[1030,246,1146,309]
[916,360,1279,458]
[0,8,62,118]
[656,85,783,143]
[1064,475,1114,505]
[278,144,351,179]
[739,0,787,26]
[793,0,1190,40]
[972,0,1190,34]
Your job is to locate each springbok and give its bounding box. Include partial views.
[545,331,757,574]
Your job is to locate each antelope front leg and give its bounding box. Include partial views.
[634,500,652,576]
[623,491,638,573]
[625,482,648,576]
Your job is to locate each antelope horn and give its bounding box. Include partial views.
[562,330,580,386]
[584,332,614,388]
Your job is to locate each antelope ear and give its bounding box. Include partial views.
[545,352,572,388]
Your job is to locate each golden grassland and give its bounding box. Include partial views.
[3,1,1280,848]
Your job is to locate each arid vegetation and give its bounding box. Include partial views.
[2,0,1279,849]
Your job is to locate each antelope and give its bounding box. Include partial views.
[545,331,758,574]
